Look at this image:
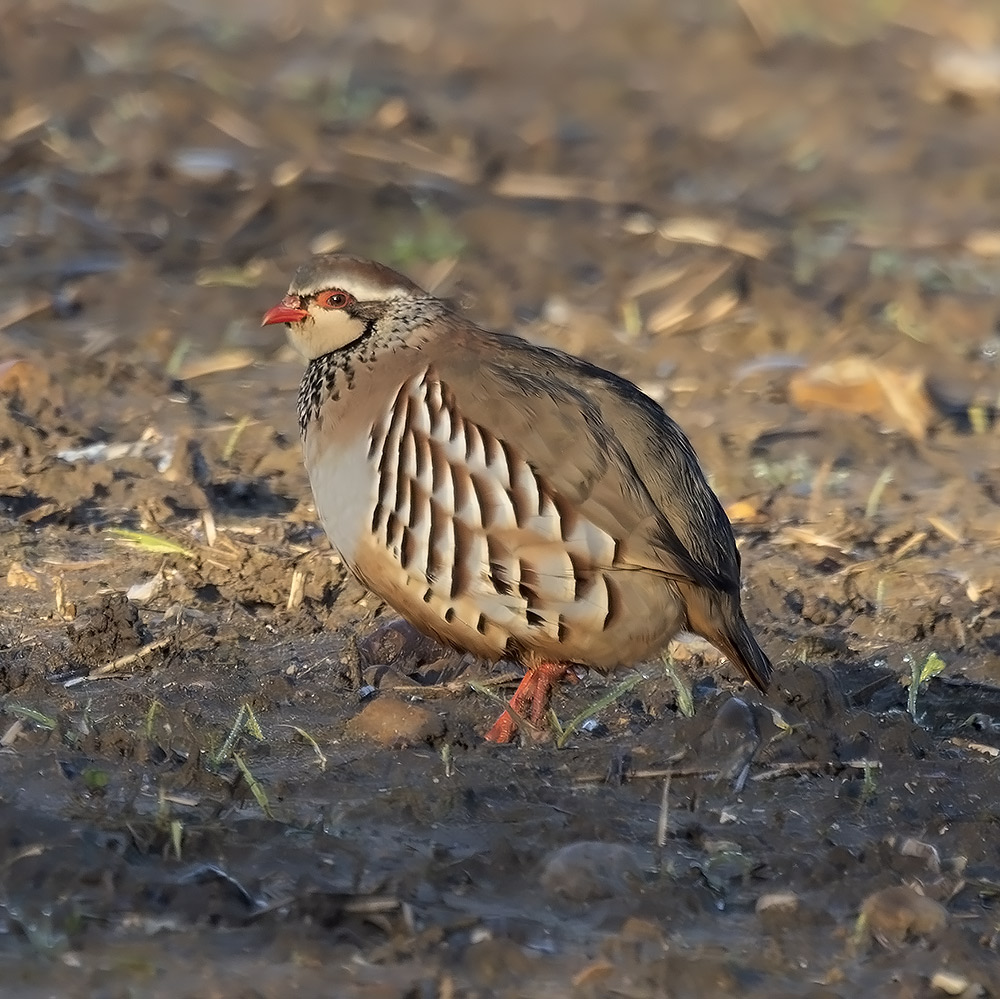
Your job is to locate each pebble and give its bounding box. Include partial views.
[540,841,645,901]
[931,972,974,996]
[755,891,799,914]
[344,697,445,747]
[859,885,948,946]
[169,148,240,182]
[621,210,656,236]
[895,836,941,873]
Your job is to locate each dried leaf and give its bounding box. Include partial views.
[178,350,255,380]
[658,216,771,259]
[788,356,932,440]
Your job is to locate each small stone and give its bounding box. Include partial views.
[897,837,941,873]
[540,841,645,902]
[345,697,445,747]
[126,571,166,604]
[859,885,948,947]
[621,211,656,236]
[374,97,408,129]
[169,148,239,182]
[931,972,970,996]
[542,295,572,326]
[756,891,799,914]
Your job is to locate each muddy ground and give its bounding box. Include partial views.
[2,0,1000,995]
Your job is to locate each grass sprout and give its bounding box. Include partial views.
[5,704,57,729]
[662,656,695,717]
[905,652,946,721]
[286,724,327,771]
[106,528,196,559]
[555,671,647,749]
[214,702,265,766]
[865,465,894,519]
[234,752,273,818]
[222,414,251,462]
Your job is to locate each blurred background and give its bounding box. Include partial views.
[2,0,1000,659]
[3,5,1000,993]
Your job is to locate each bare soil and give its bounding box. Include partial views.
[2,1,1000,995]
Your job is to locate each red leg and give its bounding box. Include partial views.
[483,662,570,743]
[527,662,570,724]
[483,669,539,743]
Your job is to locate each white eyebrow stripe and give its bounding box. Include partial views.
[294,280,416,302]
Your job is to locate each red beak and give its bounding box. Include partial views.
[261,296,308,326]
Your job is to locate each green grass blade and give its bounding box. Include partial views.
[555,671,647,749]
[234,752,273,818]
[6,704,57,729]
[106,528,196,559]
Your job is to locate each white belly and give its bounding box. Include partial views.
[304,430,378,564]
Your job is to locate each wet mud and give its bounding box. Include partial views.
[2,1,1000,995]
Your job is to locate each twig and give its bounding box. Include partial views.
[752,759,882,781]
[68,636,171,683]
[334,136,477,185]
[389,671,523,698]
[573,765,716,784]
[750,761,825,781]
[286,568,306,611]
[656,776,671,851]
[574,758,879,785]
[949,738,1000,758]
[491,171,622,204]
[865,465,894,519]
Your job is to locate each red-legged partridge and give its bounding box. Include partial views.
[262,254,773,742]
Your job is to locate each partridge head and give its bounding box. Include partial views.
[262,253,773,742]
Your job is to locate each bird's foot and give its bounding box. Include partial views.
[484,662,571,743]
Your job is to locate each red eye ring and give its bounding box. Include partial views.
[316,290,352,310]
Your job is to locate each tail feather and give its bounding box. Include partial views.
[679,585,773,692]
[713,614,773,692]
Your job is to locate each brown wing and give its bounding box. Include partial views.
[426,320,740,596]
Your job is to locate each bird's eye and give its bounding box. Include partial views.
[316,290,352,309]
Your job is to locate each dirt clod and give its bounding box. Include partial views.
[344,696,446,747]
[67,593,147,667]
[859,886,949,947]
